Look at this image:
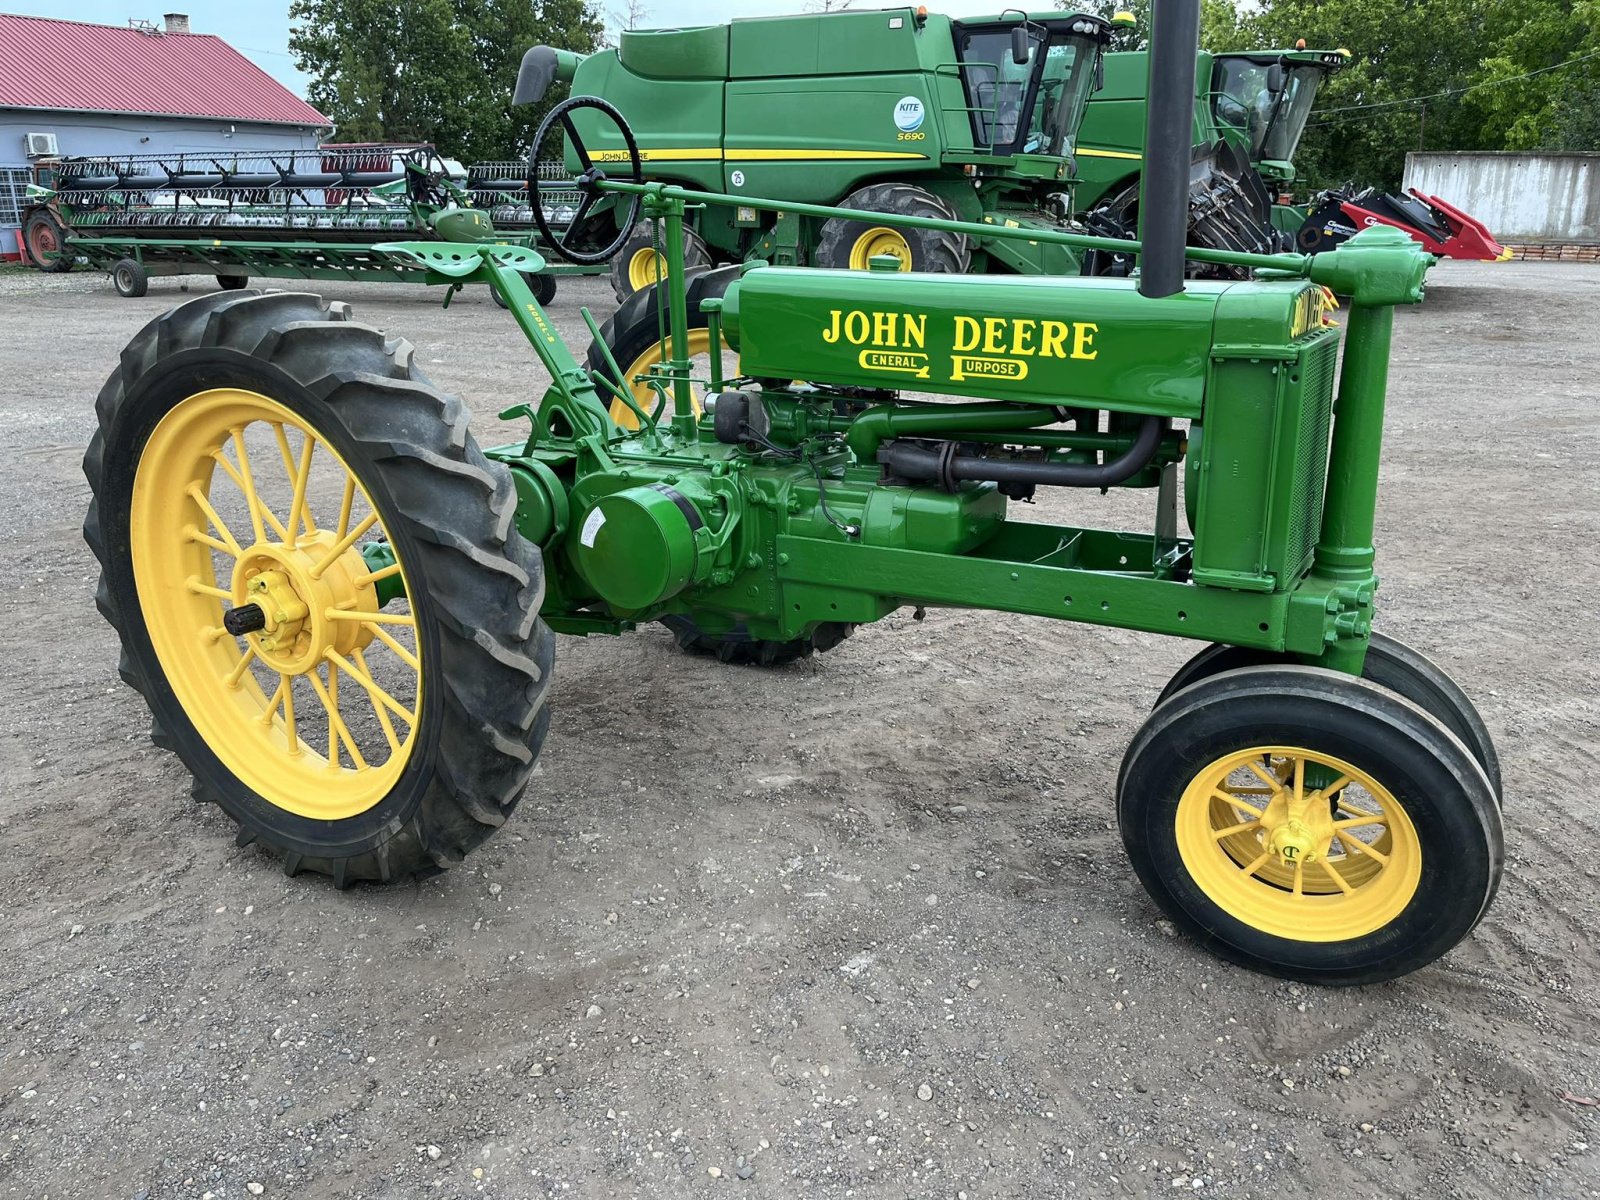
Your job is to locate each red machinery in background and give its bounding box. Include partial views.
[1297,185,1512,261]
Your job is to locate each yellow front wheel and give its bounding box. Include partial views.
[84,289,554,886]
[1118,665,1502,985]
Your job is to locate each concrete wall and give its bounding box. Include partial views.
[1404,151,1600,243]
[0,110,326,258]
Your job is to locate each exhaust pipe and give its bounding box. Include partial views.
[1137,0,1200,299]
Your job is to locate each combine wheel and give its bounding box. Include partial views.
[216,274,250,290]
[813,183,970,274]
[611,219,712,301]
[1154,634,1502,802]
[23,211,72,273]
[586,265,741,429]
[1118,666,1502,985]
[83,289,554,885]
[112,258,149,298]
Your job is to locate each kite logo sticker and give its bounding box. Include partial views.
[893,96,925,133]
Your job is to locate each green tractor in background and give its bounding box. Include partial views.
[517,6,1131,298]
[1073,43,1350,270]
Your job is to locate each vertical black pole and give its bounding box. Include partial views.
[1137,0,1200,299]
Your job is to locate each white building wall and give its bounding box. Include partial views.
[1404,152,1600,242]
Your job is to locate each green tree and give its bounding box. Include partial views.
[1059,1,1246,53]
[289,0,604,161]
[1246,0,1600,186]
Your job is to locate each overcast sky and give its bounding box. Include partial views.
[13,1,1014,97]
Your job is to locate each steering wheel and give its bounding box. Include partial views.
[529,96,643,265]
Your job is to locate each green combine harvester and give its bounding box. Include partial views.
[517,6,1132,296]
[83,0,1504,987]
[1074,43,1350,262]
[20,145,596,301]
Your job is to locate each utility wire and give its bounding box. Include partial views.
[1305,46,1600,126]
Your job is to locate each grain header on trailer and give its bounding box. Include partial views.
[83,0,1502,986]
[21,145,598,300]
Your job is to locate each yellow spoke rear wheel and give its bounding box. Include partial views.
[85,289,554,886]
[1118,665,1502,985]
[132,387,419,821]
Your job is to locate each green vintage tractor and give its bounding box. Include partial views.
[516,6,1132,298]
[84,0,1502,985]
[1074,43,1350,266]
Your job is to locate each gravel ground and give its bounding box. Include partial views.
[0,261,1597,1200]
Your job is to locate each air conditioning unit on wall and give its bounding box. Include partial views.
[25,132,59,158]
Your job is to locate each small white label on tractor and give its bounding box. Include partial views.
[894,96,925,133]
[730,170,746,188]
[580,507,607,548]
[888,17,903,28]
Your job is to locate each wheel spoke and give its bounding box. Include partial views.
[285,433,316,548]
[185,577,233,602]
[1240,849,1273,878]
[364,620,420,670]
[1336,829,1388,864]
[225,645,258,688]
[336,475,357,540]
[306,662,367,771]
[1212,819,1262,840]
[272,423,318,535]
[1314,774,1353,799]
[1211,788,1264,817]
[327,648,415,729]
[1292,856,1305,897]
[223,429,285,544]
[327,608,414,627]
[1292,755,1305,804]
[1318,859,1356,895]
[309,511,378,579]
[1245,760,1284,791]
[260,676,287,724]
[1334,813,1386,831]
[355,561,404,588]
[186,485,242,555]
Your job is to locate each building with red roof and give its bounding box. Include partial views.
[0,11,332,257]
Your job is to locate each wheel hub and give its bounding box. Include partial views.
[1257,775,1338,866]
[849,227,912,271]
[230,532,376,675]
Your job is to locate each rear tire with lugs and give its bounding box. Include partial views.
[813,183,970,274]
[83,288,555,885]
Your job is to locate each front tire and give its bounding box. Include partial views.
[1155,634,1503,802]
[83,289,554,885]
[813,183,970,274]
[1118,666,1502,985]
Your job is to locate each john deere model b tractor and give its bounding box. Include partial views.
[85,0,1503,986]
[1075,44,1350,269]
[517,6,1131,298]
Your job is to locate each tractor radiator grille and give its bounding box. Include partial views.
[1284,332,1339,578]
